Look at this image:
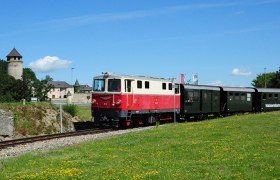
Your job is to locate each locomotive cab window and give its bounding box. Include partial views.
[93,79,105,91]
[108,79,121,92]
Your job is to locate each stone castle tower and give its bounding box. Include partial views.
[6,48,23,80]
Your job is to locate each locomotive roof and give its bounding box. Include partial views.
[183,84,220,91]
[221,87,255,92]
[94,72,174,82]
[256,88,280,93]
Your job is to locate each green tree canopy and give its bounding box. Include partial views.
[252,69,280,88]
[0,60,53,102]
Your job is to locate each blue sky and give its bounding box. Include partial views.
[1,0,280,87]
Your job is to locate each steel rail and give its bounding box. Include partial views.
[0,128,113,150]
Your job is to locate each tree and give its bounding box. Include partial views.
[252,69,280,88]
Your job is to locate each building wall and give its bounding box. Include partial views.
[47,87,74,99]
[72,93,92,104]
[8,59,23,80]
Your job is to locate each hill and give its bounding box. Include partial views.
[1,111,279,179]
[0,103,80,139]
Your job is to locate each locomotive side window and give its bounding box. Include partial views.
[162,83,166,90]
[125,79,132,92]
[145,81,150,89]
[137,81,142,89]
[168,83,172,90]
[108,79,121,92]
[93,79,105,91]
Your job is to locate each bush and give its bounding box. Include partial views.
[63,104,77,117]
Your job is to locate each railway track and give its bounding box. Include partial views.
[0,128,113,150]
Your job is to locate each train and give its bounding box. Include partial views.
[91,72,280,127]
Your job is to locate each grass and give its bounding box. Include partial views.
[76,105,92,121]
[0,111,279,179]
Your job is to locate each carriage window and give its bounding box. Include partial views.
[137,81,142,89]
[108,79,121,92]
[241,93,246,101]
[275,94,278,100]
[162,83,166,90]
[247,93,251,101]
[262,94,267,100]
[203,92,208,101]
[187,91,194,102]
[93,79,105,91]
[229,93,233,100]
[169,83,172,90]
[234,93,240,100]
[193,91,199,101]
[214,93,219,100]
[268,94,273,99]
[145,81,149,89]
[125,80,132,92]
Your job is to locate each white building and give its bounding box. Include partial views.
[47,81,74,99]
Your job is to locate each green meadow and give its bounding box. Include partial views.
[1,111,279,179]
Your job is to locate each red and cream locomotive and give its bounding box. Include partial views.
[91,72,180,127]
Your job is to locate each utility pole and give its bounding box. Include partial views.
[264,68,267,88]
[71,67,75,85]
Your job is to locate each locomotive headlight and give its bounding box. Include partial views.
[115,99,121,106]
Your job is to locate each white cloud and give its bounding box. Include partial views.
[29,56,72,73]
[231,68,252,76]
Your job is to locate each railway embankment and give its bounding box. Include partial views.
[0,102,80,140]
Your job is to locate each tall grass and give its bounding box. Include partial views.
[1,111,279,179]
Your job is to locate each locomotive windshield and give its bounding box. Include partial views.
[108,79,121,92]
[93,79,105,91]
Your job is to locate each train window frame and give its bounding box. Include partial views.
[187,91,194,102]
[241,93,246,101]
[168,83,172,90]
[193,91,199,101]
[274,94,278,100]
[145,81,150,89]
[247,93,251,101]
[268,94,273,99]
[175,84,179,94]
[108,79,121,92]
[234,93,240,100]
[229,93,233,100]
[137,80,142,89]
[125,79,132,92]
[262,94,267,100]
[162,83,166,90]
[93,79,105,92]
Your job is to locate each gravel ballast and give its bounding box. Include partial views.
[0,126,155,159]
